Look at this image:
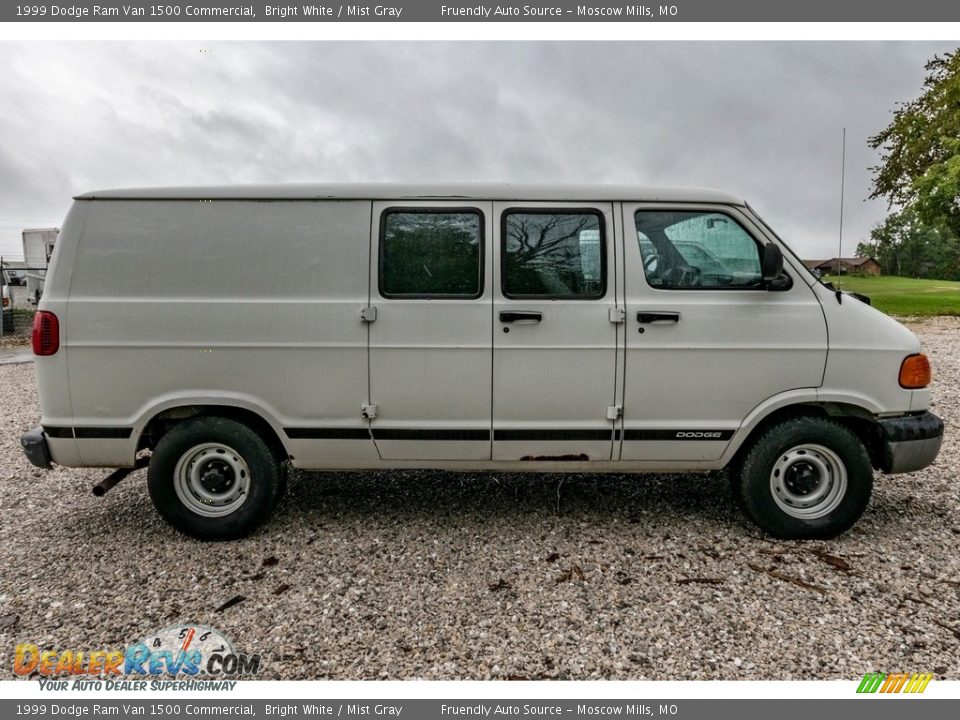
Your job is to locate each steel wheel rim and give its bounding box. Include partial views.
[174,442,251,518]
[769,443,847,520]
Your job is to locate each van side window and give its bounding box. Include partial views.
[379,209,483,298]
[635,210,763,289]
[502,210,605,299]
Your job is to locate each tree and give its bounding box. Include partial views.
[869,49,960,237]
[856,208,960,280]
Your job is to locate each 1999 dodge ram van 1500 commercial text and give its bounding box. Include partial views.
[21,184,943,540]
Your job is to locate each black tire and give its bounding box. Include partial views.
[148,416,281,540]
[734,416,873,539]
[1,312,12,333]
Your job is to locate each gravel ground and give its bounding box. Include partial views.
[1,318,958,681]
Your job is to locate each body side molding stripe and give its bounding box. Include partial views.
[43,426,133,439]
[623,429,735,441]
[284,428,735,442]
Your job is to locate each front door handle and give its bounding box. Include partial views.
[499,311,543,323]
[637,311,681,324]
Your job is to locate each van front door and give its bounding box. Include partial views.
[491,202,621,461]
[619,203,828,461]
[368,201,493,460]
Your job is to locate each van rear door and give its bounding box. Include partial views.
[368,201,494,460]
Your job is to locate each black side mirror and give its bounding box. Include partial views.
[762,243,783,282]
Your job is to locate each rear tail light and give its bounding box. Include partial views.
[899,353,931,389]
[32,311,60,356]
[2,296,8,308]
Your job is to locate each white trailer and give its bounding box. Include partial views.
[22,227,59,305]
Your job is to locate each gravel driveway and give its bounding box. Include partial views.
[1,319,958,681]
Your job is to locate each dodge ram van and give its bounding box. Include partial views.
[21,184,943,540]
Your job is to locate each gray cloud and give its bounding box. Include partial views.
[0,41,956,259]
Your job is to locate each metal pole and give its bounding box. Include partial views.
[837,128,846,286]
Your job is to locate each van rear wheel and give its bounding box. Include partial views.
[734,416,872,539]
[148,417,281,540]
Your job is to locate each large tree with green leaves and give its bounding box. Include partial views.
[869,49,960,237]
[857,208,959,279]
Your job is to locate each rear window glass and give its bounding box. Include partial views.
[379,210,483,298]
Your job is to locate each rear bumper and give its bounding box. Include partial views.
[21,427,52,469]
[878,411,944,474]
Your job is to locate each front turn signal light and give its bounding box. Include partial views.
[899,353,931,389]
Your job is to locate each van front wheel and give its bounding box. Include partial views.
[148,417,281,540]
[734,417,872,539]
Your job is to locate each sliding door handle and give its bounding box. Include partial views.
[637,311,680,324]
[499,311,543,323]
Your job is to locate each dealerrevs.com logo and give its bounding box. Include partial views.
[14,624,261,691]
[857,672,934,694]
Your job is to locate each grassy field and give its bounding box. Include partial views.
[822,274,960,317]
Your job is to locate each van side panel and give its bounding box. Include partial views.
[35,201,88,467]
[62,199,375,467]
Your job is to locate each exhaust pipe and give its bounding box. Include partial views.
[92,457,149,497]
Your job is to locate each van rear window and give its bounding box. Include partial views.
[379,209,483,298]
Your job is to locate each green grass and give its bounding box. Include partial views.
[822,274,960,316]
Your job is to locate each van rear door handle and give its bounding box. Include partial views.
[499,311,543,323]
[637,311,681,324]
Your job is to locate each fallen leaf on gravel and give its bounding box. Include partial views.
[249,572,265,581]
[677,577,724,585]
[273,584,291,596]
[262,556,279,567]
[586,539,603,545]
[556,564,586,583]
[615,571,632,586]
[215,595,247,613]
[505,674,529,680]
[0,614,18,630]
[811,549,852,573]
[748,562,826,595]
[488,579,511,592]
[545,552,560,563]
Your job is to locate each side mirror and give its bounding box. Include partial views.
[761,243,783,282]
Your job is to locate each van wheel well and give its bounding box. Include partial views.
[730,403,885,472]
[138,406,289,463]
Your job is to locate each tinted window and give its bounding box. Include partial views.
[635,210,762,289]
[502,210,604,299]
[380,210,482,297]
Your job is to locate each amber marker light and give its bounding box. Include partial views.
[899,353,931,389]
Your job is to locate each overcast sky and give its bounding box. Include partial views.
[0,41,956,261]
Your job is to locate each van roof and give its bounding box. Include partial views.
[75,183,746,205]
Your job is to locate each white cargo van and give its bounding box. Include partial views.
[21,184,943,540]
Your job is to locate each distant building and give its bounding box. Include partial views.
[803,257,881,276]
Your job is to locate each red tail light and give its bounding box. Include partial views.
[32,311,59,356]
